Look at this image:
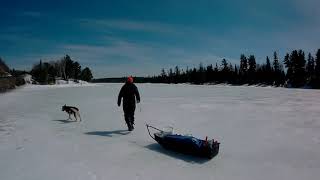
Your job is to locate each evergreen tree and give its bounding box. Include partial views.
[266,56,272,73]
[248,55,256,73]
[234,65,238,76]
[47,62,57,83]
[314,49,320,87]
[273,52,280,73]
[73,61,82,79]
[80,67,93,81]
[229,63,233,72]
[234,65,239,83]
[168,68,174,83]
[240,54,248,73]
[214,63,219,72]
[290,50,306,87]
[306,53,315,84]
[185,66,191,82]
[220,59,229,83]
[214,63,219,82]
[283,53,292,83]
[160,68,167,77]
[206,64,214,82]
[272,51,282,86]
[239,54,248,83]
[221,59,229,72]
[174,66,180,83]
[198,63,206,84]
[296,50,306,87]
[248,55,256,84]
[228,63,234,83]
[30,61,40,82]
[255,64,264,84]
[265,56,272,85]
[190,68,197,84]
[64,55,75,79]
[174,66,180,76]
[38,61,49,84]
[160,68,167,82]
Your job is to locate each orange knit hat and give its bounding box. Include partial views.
[127,76,133,83]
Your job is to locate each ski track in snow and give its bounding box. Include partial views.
[1,83,320,180]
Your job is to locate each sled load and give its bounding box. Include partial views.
[146,124,220,159]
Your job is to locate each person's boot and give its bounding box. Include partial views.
[128,117,134,131]
[127,123,132,131]
[128,123,133,131]
[124,115,131,131]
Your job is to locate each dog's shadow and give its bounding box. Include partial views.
[52,119,77,124]
[85,130,130,137]
[144,143,212,164]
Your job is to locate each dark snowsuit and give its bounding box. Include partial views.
[117,82,140,130]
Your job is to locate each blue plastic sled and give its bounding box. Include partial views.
[146,124,220,159]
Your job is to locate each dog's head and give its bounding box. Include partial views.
[62,104,67,111]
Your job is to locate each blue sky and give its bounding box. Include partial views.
[0,0,319,77]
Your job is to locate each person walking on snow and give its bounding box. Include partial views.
[117,76,140,131]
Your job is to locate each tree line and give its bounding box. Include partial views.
[30,55,93,84]
[148,49,320,88]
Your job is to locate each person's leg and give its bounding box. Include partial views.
[124,112,132,131]
[131,106,136,126]
[127,106,135,130]
[124,104,135,131]
[127,114,134,130]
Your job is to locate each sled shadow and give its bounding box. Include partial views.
[145,143,211,164]
[52,119,77,124]
[85,130,130,137]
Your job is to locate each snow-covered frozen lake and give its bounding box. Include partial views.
[1,83,320,180]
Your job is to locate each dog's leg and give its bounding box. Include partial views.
[68,113,71,120]
[78,112,82,122]
[74,112,77,121]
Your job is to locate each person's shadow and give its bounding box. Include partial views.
[144,143,213,164]
[52,119,77,124]
[85,130,130,137]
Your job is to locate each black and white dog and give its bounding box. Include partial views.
[62,105,81,121]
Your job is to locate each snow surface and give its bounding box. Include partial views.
[21,81,98,91]
[1,83,320,180]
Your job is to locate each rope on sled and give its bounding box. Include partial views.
[146,124,163,141]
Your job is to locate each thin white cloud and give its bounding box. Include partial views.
[61,39,233,77]
[63,41,155,64]
[63,41,208,65]
[79,18,182,34]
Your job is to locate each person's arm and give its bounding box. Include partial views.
[117,87,123,106]
[135,85,140,103]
